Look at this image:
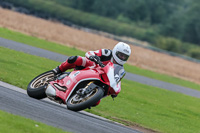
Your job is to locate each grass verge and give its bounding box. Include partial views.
[0,110,68,133]
[86,79,200,133]
[0,27,200,91]
[0,47,59,89]
[1,47,200,133]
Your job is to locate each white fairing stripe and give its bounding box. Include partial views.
[107,67,121,93]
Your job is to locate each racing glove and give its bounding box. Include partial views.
[89,55,100,62]
[89,55,104,67]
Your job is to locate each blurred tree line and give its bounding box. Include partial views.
[2,0,200,59]
[58,0,200,45]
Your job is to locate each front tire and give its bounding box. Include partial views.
[27,70,55,99]
[67,87,104,111]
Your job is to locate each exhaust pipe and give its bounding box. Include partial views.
[45,85,56,97]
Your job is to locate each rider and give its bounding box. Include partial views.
[53,42,131,102]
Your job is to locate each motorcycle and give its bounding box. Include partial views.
[27,58,122,111]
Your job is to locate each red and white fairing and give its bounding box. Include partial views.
[48,61,123,104]
[106,65,121,94]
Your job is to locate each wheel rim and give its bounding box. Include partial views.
[70,88,98,105]
[30,72,54,88]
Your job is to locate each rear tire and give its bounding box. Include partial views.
[67,87,104,111]
[27,70,55,99]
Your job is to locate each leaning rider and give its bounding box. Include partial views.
[53,42,131,104]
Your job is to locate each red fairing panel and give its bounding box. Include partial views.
[51,69,101,103]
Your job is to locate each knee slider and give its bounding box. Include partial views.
[67,56,78,64]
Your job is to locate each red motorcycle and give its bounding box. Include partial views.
[27,59,122,111]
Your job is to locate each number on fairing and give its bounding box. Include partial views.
[114,74,120,83]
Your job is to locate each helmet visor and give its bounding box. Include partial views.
[116,51,129,61]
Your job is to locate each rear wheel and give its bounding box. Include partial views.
[27,70,55,99]
[67,87,104,111]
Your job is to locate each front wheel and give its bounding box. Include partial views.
[67,87,104,111]
[27,70,55,99]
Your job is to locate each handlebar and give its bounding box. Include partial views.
[97,61,105,67]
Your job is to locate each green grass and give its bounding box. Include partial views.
[87,79,200,133]
[0,47,59,89]
[1,47,200,133]
[0,110,68,133]
[0,27,200,91]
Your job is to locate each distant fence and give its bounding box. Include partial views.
[1,2,200,64]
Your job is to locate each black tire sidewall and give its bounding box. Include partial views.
[27,70,54,99]
[67,87,104,111]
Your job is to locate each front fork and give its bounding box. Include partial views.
[76,81,94,96]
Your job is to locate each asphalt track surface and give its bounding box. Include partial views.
[0,82,140,133]
[1,37,200,98]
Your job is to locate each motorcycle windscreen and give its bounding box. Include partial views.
[107,64,125,93]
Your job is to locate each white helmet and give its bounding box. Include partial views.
[112,42,131,65]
